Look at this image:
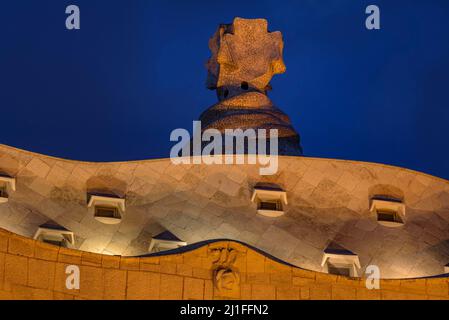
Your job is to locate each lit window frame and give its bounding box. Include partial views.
[88,195,125,225]
[251,187,288,217]
[370,198,405,227]
[321,252,361,278]
[33,227,75,248]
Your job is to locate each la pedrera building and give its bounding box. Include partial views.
[0,18,448,300]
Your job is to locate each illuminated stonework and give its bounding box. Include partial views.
[210,246,241,298]
[1,143,448,280]
[202,18,302,156]
[0,230,447,300]
[0,17,448,300]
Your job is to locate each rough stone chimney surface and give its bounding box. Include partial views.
[201,17,302,156]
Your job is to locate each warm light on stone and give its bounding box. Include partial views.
[0,17,448,300]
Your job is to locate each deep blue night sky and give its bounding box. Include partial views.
[1,0,449,179]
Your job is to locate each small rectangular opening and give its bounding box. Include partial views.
[0,186,7,198]
[259,200,281,211]
[35,229,74,248]
[377,210,402,223]
[95,206,120,219]
[328,264,351,277]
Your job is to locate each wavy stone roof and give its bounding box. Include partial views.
[1,144,449,279]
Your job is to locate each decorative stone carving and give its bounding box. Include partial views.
[201,17,302,156]
[206,17,286,95]
[210,247,240,297]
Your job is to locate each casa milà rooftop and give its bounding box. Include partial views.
[1,18,449,282]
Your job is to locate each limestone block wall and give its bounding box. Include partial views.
[0,228,447,300]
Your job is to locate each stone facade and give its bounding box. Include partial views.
[0,227,447,300]
[1,18,449,300]
[1,144,449,279]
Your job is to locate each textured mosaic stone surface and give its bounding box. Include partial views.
[1,144,449,279]
[202,17,302,155]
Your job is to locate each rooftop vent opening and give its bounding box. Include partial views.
[370,196,405,227]
[0,176,16,204]
[321,243,360,278]
[148,231,187,253]
[259,200,280,211]
[33,223,75,248]
[95,206,120,219]
[0,186,7,199]
[251,184,287,217]
[88,194,125,225]
[377,210,403,224]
